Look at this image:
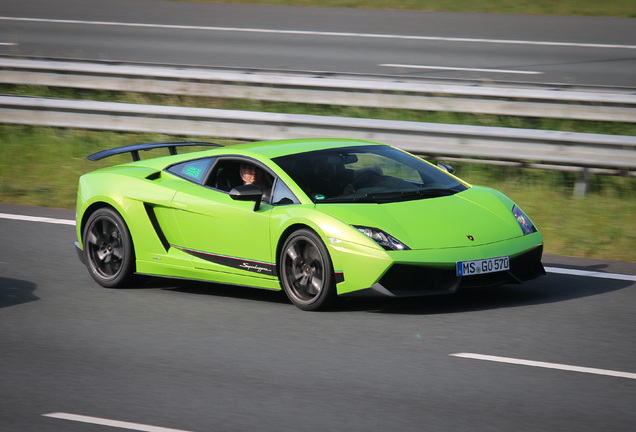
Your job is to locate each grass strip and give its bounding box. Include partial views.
[176,0,636,18]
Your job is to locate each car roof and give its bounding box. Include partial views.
[213,138,386,159]
[102,138,388,172]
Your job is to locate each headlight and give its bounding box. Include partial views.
[354,226,410,251]
[513,205,536,235]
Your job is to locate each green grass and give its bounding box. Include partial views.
[0,124,230,206]
[179,0,636,17]
[1,124,634,262]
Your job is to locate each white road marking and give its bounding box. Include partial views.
[0,42,17,46]
[0,212,75,226]
[2,212,634,282]
[42,413,195,432]
[451,353,636,379]
[2,16,636,50]
[545,266,636,282]
[380,64,542,75]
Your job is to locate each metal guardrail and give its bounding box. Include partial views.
[2,95,635,177]
[2,58,636,123]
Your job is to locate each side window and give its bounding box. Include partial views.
[166,157,215,185]
[207,159,244,192]
[271,179,299,205]
[206,159,276,203]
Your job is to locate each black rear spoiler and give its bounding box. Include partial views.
[87,141,222,162]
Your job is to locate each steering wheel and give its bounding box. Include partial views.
[352,169,381,190]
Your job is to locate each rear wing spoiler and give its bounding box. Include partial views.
[87,141,222,162]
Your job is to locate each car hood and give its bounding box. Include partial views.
[316,186,523,250]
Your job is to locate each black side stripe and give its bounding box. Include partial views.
[173,245,277,276]
[171,245,345,282]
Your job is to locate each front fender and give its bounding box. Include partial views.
[269,205,392,294]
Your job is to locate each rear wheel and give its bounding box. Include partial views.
[83,207,136,288]
[279,229,336,311]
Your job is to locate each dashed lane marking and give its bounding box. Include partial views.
[544,266,636,282]
[0,212,75,226]
[451,353,636,379]
[380,64,542,75]
[42,413,195,432]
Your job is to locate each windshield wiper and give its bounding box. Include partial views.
[363,188,459,200]
[316,188,460,204]
[412,188,459,198]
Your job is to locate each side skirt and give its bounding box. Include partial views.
[172,245,278,277]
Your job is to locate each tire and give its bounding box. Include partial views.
[83,207,136,288]
[279,229,336,311]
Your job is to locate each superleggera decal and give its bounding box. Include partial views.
[172,245,277,276]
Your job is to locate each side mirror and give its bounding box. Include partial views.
[437,162,455,174]
[230,184,263,211]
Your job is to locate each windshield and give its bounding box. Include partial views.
[273,145,468,203]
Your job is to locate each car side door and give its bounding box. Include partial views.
[170,157,276,278]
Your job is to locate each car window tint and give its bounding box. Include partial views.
[166,157,215,184]
[273,145,467,203]
[347,152,421,182]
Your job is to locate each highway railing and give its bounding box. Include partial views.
[2,57,636,123]
[2,95,634,178]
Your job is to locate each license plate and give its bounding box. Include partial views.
[456,256,510,276]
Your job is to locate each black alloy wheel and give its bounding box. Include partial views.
[279,229,336,311]
[83,207,135,288]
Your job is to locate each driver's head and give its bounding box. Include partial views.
[312,155,338,178]
[240,163,261,184]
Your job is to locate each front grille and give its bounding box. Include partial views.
[378,265,460,296]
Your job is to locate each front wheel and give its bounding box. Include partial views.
[83,207,136,288]
[279,229,336,311]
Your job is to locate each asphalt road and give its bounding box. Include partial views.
[1,2,635,429]
[1,0,635,87]
[1,203,635,432]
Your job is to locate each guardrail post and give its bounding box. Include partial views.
[573,168,590,197]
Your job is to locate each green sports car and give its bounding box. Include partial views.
[75,138,545,310]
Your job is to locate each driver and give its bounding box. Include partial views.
[309,155,354,198]
[307,155,382,199]
[240,163,271,201]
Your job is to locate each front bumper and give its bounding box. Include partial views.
[338,234,545,297]
[367,245,545,297]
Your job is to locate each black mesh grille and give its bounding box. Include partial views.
[378,265,459,296]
